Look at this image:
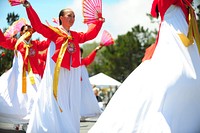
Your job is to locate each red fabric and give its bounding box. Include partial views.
[145,0,193,61]
[26,6,103,70]
[38,50,48,78]
[0,30,6,42]
[142,43,157,62]
[81,49,97,66]
[0,32,50,76]
[151,0,193,22]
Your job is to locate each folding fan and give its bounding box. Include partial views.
[8,0,25,6]
[52,18,59,25]
[4,18,27,39]
[100,30,114,46]
[45,18,59,27]
[82,0,102,24]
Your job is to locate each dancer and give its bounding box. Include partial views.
[89,0,200,132]
[80,46,103,120]
[21,0,104,132]
[0,24,50,129]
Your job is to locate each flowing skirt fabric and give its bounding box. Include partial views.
[89,5,200,133]
[80,65,102,118]
[26,42,81,133]
[0,52,41,124]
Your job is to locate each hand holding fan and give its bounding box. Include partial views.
[82,0,103,24]
[100,30,114,47]
[8,0,25,6]
[4,18,27,39]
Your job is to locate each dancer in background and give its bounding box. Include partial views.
[21,0,104,132]
[89,0,200,132]
[80,46,103,120]
[80,29,114,119]
[0,24,50,130]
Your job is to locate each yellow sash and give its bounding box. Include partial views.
[22,43,35,93]
[178,5,200,54]
[49,26,72,112]
[15,32,35,93]
[15,31,31,57]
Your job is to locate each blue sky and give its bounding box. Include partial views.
[0,0,199,43]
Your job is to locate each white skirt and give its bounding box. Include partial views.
[89,5,200,133]
[26,42,81,133]
[0,51,41,124]
[80,65,102,117]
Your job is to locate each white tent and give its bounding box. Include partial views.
[89,73,121,87]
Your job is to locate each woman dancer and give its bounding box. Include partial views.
[0,24,50,129]
[80,46,103,120]
[89,0,200,132]
[21,0,104,132]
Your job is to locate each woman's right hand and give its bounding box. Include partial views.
[22,0,31,8]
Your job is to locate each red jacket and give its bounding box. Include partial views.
[81,49,97,66]
[26,6,103,70]
[0,29,50,76]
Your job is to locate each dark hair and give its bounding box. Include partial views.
[59,9,66,25]
[80,47,83,53]
[20,24,31,32]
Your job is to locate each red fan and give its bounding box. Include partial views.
[8,0,25,6]
[82,0,102,24]
[100,30,114,46]
[4,18,27,38]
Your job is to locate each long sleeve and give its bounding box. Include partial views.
[78,20,103,43]
[25,6,59,42]
[36,39,51,51]
[0,29,16,50]
[81,49,97,66]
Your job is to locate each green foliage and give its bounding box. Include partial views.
[0,50,14,75]
[87,25,156,82]
[6,12,19,26]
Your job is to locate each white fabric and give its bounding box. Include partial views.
[89,5,200,133]
[80,65,102,117]
[26,41,81,133]
[0,51,41,124]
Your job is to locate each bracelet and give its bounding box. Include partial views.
[23,1,30,7]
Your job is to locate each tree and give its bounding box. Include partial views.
[87,25,157,82]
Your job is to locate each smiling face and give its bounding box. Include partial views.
[59,8,75,30]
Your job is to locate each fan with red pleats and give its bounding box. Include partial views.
[4,18,27,39]
[8,0,25,6]
[100,30,114,46]
[82,0,102,24]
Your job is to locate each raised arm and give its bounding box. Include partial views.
[78,19,104,43]
[0,29,16,50]
[81,45,102,66]
[23,1,59,42]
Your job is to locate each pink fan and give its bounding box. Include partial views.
[82,0,102,24]
[4,18,27,38]
[8,0,25,6]
[52,18,59,25]
[100,30,114,46]
[45,18,59,26]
